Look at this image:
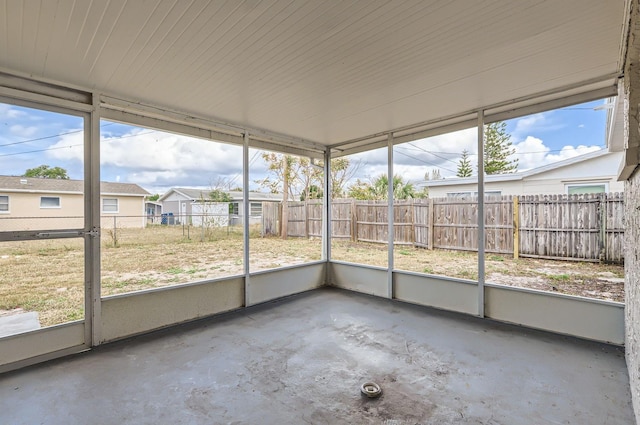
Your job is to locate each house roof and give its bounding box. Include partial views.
[158,188,286,202]
[0,1,628,151]
[0,176,149,196]
[423,150,618,188]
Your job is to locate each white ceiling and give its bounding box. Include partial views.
[0,0,630,147]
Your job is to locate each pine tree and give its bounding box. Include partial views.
[483,122,518,174]
[456,150,473,177]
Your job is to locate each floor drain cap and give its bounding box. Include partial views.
[360,382,382,398]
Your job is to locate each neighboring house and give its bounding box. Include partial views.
[0,176,149,230]
[145,201,163,223]
[423,150,625,198]
[158,188,286,226]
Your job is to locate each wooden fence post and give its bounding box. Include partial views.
[350,199,357,242]
[513,195,519,259]
[410,199,416,244]
[428,198,434,250]
[304,200,309,238]
[599,193,606,262]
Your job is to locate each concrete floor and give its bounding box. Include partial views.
[0,288,633,424]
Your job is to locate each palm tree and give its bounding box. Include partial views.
[371,174,416,200]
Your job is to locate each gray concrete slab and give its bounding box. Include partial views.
[0,310,40,338]
[0,288,633,424]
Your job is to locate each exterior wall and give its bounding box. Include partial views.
[427,152,625,197]
[0,192,146,230]
[100,196,145,228]
[160,192,192,224]
[0,191,84,230]
[229,201,263,226]
[427,180,522,198]
[190,202,229,227]
[521,175,624,195]
[531,151,623,180]
[162,200,180,216]
[626,169,640,425]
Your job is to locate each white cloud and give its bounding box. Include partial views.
[48,128,245,191]
[0,104,29,119]
[513,136,549,170]
[513,113,547,137]
[339,128,478,184]
[514,137,601,171]
[510,112,565,142]
[9,124,39,138]
[545,144,601,163]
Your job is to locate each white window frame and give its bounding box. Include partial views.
[446,191,472,198]
[230,202,239,215]
[40,196,61,209]
[250,202,262,217]
[0,195,9,213]
[102,198,119,213]
[565,182,608,195]
[445,190,501,198]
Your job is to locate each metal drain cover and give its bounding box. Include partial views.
[360,382,382,398]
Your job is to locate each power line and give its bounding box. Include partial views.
[404,142,459,165]
[394,149,457,174]
[226,150,261,188]
[0,122,115,148]
[0,130,159,158]
[0,143,82,158]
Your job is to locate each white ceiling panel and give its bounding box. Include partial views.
[0,0,630,147]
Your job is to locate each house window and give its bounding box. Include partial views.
[0,195,8,212]
[566,184,606,195]
[446,190,502,199]
[447,192,472,198]
[102,198,119,213]
[230,202,239,215]
[40,196,60,208]
[250,202,262,216]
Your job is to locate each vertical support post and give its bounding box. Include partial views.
[477,111,485,318]
[322,150,331,262]
[322,150,331,287]
[86,93,101,346]
[513,195,519,259]
[387,133,394,299]
[243,132,251,307]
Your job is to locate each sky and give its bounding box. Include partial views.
[0,98,611,195]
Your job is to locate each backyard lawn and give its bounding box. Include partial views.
[0,225,625,327]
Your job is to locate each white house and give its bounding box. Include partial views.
[158,188,286,226]
[423,150,625,198]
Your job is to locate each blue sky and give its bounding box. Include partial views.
[0,99,611,194]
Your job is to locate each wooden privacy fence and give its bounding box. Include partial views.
[263,193,625,263]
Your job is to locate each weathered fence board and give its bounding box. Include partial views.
[307,200,323,238]
[331,199,353,239]
[286,201,307,237]
[604,192,624,263]
[266,193,625,263]
[261,202,280,236]
[413,199,431,249]
[519,194,602,261]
